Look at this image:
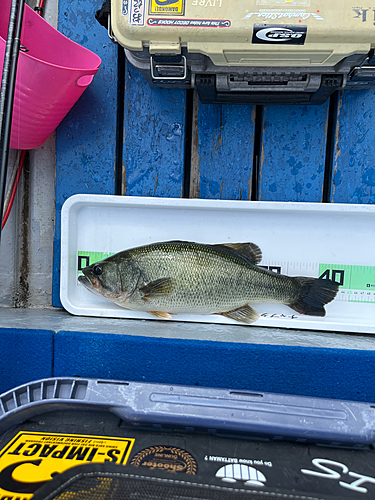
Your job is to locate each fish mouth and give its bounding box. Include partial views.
[78,275,103,297]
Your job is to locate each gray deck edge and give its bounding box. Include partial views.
[0,307,374,351]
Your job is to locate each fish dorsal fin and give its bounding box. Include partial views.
[217,242,262,265]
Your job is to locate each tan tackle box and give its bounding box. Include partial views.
[96,0,375,103]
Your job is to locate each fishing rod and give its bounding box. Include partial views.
[0,0,25,244]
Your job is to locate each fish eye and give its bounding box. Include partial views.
[93,264,103,276]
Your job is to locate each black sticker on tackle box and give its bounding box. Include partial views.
[130,446,197,474]
[252,24,307,44]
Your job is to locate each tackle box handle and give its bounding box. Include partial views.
[0,377,374,446]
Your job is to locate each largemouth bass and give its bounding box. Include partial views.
[78,240,339,324]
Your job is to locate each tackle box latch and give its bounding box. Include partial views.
[150,55,187,81]
[348,66,375,88]
[346,49,375,88]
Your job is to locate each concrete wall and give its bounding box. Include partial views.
[0,0,58,309]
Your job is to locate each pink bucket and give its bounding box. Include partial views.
[0,0,101,150]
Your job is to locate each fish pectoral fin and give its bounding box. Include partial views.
[215,243,262,265]
[219,304,260,324]
[139,277,175,301]
[148,311,173,320]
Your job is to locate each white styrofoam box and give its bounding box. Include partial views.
[60,195,375,333]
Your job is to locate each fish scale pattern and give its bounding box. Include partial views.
[117,241,297,315]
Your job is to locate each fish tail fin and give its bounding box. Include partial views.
[288,277,339,317]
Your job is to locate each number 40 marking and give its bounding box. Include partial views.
[319,269,345,286]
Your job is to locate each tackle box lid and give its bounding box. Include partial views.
[111,0,373,66]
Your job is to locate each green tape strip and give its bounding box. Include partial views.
[77,251,115,274]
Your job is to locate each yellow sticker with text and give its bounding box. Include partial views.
[149,0,185,16]
[0,432,135,499]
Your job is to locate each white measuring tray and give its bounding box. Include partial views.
[60,195,375,334]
